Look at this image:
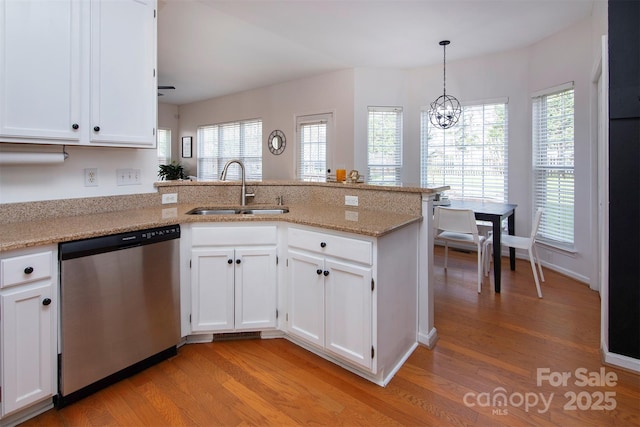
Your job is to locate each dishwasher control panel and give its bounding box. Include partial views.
[60,225,180,260]
[141,226,180,241]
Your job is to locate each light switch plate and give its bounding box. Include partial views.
[116,168,141,186]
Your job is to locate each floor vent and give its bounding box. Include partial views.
[213,331,261,341]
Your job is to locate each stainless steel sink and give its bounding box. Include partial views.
[186,208,241,215]
[186,207,289,215]
[240,208,289,215]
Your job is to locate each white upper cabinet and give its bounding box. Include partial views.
[0,0,157,148]
[0,0,82,143]
[89,0,157,147]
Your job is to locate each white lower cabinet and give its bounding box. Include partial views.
[287,227,374,372]
[186,220,418,386]
[0,247,57,421]
[190,224,278,334]
[286,223,419,385]
[288,249,373,370]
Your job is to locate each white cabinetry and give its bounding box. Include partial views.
[0,246,57,421]
[190,224,278,334]
[0,0,157,148]
[287,223,419,385]
[0,0,81,143]
[88,0,157,147]
[288,228,373,371]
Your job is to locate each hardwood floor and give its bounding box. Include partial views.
[22,248,640,426]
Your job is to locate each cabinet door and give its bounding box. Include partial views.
[324,259,373,370]
[89,0,157,147]
[287,249,324,347]
[0,0,81,142]
[191,248,235,332]
[234,247,277,330]
[1,283,55,416]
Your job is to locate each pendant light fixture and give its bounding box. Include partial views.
[428,40,461,129]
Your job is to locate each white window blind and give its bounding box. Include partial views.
[197,119,262,181]
[532,84,574,247]
[368,107,403,185]
[421,101,508,202]
[157,128,171,166]
[297,113,330,182]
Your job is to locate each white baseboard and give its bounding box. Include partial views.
[260,330,285,339]
[0,398,53,427]
[418,327,438,349]
[539,259,590,285]
[185,334,214,344]
[439,240,592,286]
[601,343,640,373]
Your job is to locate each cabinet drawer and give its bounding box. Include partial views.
[1,251,53,288]
[288,227,372,265]
[192,225,277,247]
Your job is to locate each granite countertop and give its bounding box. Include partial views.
[0,203,422,252]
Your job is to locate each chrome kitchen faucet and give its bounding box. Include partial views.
[220,159,255,206]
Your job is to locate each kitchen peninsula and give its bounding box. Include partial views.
[0,181,445,426]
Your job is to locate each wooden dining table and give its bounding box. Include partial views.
[447,200,517,293]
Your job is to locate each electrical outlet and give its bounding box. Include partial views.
[345,210,359,221]
[162,207,178,218]
[162,193,178,204]
[345,195,359,206]
[116,169,127,186]
[84,168,98,187]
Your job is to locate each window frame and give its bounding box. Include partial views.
[296,112,333,182]
[532,82,575,249]
[157,128,171,166]
[367,106,403,186]
[196,118,262,181]
[421,98,509,202]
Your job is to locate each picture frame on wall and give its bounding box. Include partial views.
[182,136,192,158]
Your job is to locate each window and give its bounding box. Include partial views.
[197,119,262,180]
[297,113,331,181]
[368,107,403,185]
[532,83,574,248]
[421,100,508,202]
[157,128,171,166]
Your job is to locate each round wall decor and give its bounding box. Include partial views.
[268,129,286,155]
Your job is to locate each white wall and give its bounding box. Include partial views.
[177,69,355,179]
[0,104,182,204]
[405,17,598,284]
[0,144,159,203]
[158,102,179,162]
[404,49,530,187]
[0,104,183,204]
[528,18,597,284]
[353,68,409,179]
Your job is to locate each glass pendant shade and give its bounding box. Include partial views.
[429,40,461,130]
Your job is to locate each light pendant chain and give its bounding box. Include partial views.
[442,43,446,97]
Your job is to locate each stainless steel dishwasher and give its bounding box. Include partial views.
[57,224,180,407]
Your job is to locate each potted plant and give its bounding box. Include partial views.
[158,161,186,181]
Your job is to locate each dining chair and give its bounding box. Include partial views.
[483,208,545,298]
[434,207,486,293]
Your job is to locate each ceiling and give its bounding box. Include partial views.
[157,0,596,105]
